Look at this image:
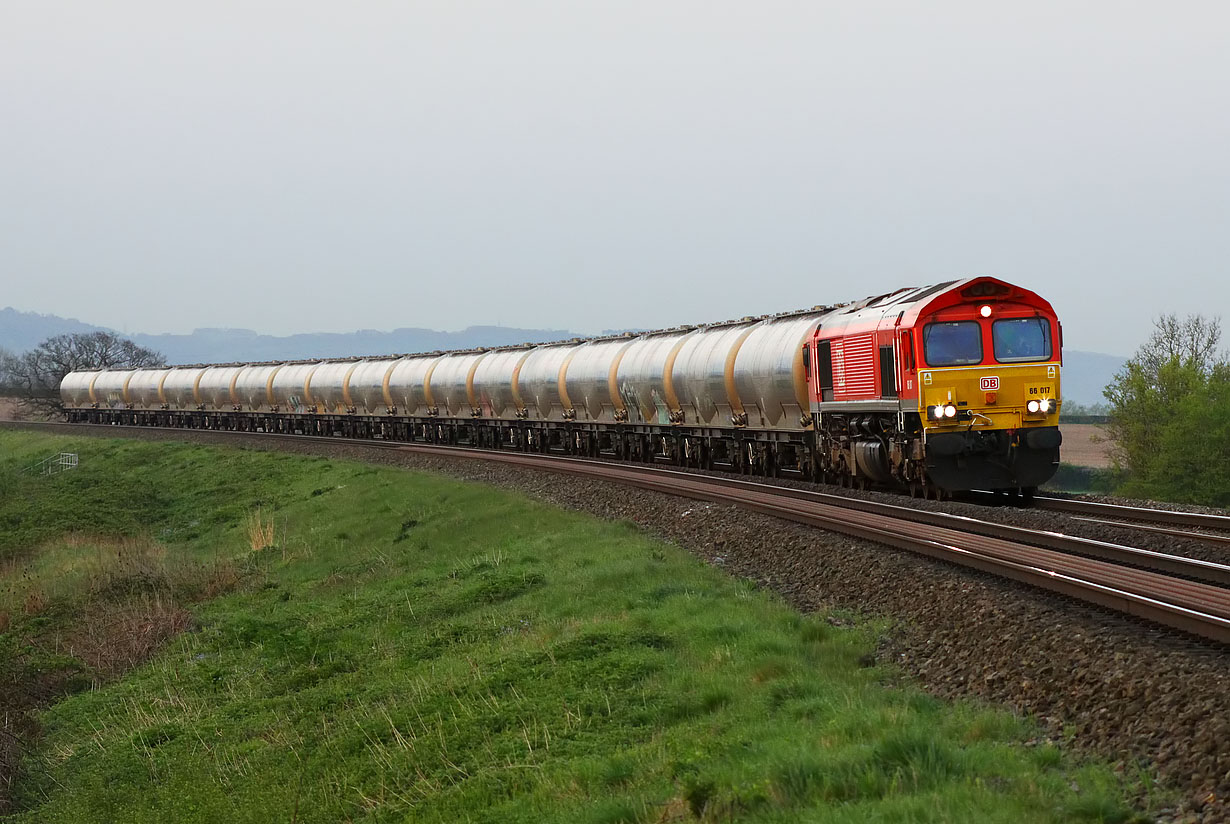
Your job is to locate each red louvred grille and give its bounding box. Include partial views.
[832,334,877,398]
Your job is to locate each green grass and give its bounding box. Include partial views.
[0,430,1152,823]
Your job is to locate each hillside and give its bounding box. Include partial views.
[0,308,580,365]
[0,308,106,353]
[1059,350,1127,407]
[0,430,1140,822]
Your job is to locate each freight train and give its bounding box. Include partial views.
[61,276,1062,496]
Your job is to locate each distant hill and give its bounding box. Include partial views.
[1060,350,1127,406]
[0,308,108,353]
[0,307,582,364]
[1,307,1126,403]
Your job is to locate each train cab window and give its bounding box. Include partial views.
[922,321,982,366]
[992,317,1052,363]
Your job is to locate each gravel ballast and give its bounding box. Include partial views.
[9,423,1230,822]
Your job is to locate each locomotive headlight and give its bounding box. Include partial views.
[1027,399,1041,414]
[1039,397,1054,413]
[929,403,959,421]
[979,305,992,318]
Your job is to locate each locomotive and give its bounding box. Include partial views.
[61,276,1062,496]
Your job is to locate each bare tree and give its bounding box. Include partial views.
[1131,314,1222,380]
[2,332,165,417]
[0,347,13,390]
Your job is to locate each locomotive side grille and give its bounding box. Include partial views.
[832,334,876,397]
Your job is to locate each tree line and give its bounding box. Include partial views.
[0,333,164,416]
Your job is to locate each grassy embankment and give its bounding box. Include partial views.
[1041,464,1121,495]
[0,430,1150,823]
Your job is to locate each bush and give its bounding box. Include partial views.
[1120,371,1230,506]
[1103,315,1230,506]
[1043,464,1120,495]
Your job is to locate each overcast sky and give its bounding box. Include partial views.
[2,2,1227,355]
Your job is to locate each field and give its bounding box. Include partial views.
[0,430,1145,822]
[1059,424,1113,469]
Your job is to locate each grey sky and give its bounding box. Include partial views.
[2,2,1227,356]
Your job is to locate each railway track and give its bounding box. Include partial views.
[1032,495,1230,530]
[8,420,1230,644]
[971,490,1230,547]
[1067,517,1230,547]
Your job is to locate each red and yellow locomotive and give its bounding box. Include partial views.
[806,276,1062,495]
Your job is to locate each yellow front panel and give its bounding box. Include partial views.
[918,362,1061,431]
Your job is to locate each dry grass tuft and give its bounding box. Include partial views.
[245,509,276,553]
[66,595,193,680]
[0,610,9,633]
[655,797,693,822]
[22,590,46,616]
[1,533,173,615]
[203,561,241,599]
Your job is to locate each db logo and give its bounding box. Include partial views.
[979,376,1000,391]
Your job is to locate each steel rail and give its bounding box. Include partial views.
[1069,517,1230,547]
[388,443,1230,643]
[10,420,1230,643]
[1032,495,1230,531]
[537,457,1230,588]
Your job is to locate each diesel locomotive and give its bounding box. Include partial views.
[61,276,1062,496]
